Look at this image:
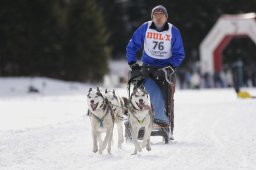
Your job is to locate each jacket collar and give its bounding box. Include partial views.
[149,21,169,32]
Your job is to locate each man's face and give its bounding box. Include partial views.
[152,11,167,27]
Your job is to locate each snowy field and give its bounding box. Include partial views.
[0,77,256,170]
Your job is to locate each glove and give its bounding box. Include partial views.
[129,62,140,71]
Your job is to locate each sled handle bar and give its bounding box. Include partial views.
[139,65,174,84]
[139,65,174,74]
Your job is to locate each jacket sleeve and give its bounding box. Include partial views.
[170,26,185,68]
[126,23,147,65]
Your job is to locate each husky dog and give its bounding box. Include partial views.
[87,87,114,154]
[104,89,128,149]
[128,85,153,155]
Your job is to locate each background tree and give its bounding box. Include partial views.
[0,0,256,82]
[97,0,129,59]
[64,0,111,81]
[0,0,64,77]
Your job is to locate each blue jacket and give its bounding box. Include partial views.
[126,21,185,68]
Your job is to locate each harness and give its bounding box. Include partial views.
[107,96,149,124]
[129,106,146,125]
[108,98,128,121]
[91,110,109,128]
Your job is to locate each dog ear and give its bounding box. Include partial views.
[97,87,100,92]
[112,89,118,98]
[141,87,148,96]
[133,86,137,92]
[105,88,108,93]
[139,84,145,90]
[88,88,92,92]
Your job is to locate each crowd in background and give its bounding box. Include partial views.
[106,60,256,90]
[176,62,256,90]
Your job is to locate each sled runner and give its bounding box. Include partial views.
[125,65,175,144]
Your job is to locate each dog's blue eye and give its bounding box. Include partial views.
[88,96,91,98]
[95,96,98,98]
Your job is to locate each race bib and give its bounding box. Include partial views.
[144,21,172,59]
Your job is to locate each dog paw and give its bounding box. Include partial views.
[146,145,151,151]
[107,151,112,155]
[93,148,98,153]
[132,150,137,155]
[137,146,142,152]
[141,142,147,148]
[99,150,103,155]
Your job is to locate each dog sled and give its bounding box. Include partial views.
[125,65,175,144]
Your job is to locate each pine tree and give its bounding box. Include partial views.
[98,0,129,58]
[0,0,65,77]
[64,0,110,82]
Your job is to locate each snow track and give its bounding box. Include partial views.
[0,78,256,170]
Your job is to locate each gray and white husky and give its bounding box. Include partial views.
[87,87,114,154]
[128,85,153,155]
[104,89,128,149]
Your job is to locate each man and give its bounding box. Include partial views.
[126,5,185,139]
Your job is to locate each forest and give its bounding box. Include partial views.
[0,0,255,82]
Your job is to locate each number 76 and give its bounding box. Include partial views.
[153,41,164,50]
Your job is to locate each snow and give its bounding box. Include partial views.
[0,77,256,170]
